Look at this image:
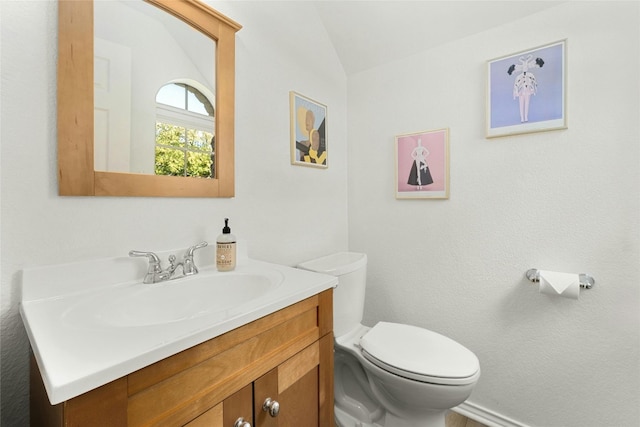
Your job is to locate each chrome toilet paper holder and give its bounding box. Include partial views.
[525,269,595,289]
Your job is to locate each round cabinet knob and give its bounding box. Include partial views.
[262,397,280,417]
[233,417,251,427]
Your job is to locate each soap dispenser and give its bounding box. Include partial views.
[216,218,236,271]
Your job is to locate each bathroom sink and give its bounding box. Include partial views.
[63,270,284,327]
[21,255,338,404]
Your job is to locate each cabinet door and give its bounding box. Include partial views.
[224,384,254,427]
[254,342,320,427]
[185,384,253,427]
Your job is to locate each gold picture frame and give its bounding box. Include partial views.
[486,39,567,138]
[290,91,327,168]
[395,128,450,199]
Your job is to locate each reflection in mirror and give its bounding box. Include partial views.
[155,83,215,178]
[93,0,215,178]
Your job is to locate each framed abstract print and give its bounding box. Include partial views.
[290,91,327,168]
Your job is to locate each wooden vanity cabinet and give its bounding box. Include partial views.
[31,290,334,427]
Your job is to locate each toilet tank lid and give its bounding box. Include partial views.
[297,252,367,276]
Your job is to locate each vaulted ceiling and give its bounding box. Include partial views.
[313,1,564,75]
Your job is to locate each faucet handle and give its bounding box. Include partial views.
[185,241,208,258]
[183,241,208,275]
[129,250,164,284]
[129,250,161,268]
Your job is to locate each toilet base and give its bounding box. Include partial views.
[335,405,382,427]
[335,404,446,427]
[383,410,445,427]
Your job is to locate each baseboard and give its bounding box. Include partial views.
[453,401,528,427]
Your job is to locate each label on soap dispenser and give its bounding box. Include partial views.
[216,242,236,271]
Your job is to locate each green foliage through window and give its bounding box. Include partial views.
[155,123,214,178]
[155,83,215,178]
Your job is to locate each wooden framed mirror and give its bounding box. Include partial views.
[57,0,241,197]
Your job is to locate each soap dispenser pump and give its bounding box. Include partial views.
[216,218,236,271]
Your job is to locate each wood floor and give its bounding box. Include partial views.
[446,411,488,427]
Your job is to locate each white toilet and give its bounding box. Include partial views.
[298,252,480,427]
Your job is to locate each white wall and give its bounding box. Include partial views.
[347,2,639,427]
[0,1,348,424]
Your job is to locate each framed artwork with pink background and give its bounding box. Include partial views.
[395,128,449,199]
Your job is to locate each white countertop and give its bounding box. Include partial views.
[20,247,337,405]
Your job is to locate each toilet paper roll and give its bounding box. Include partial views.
[538,270,580,300]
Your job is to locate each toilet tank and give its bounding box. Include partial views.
[298,252,367,338]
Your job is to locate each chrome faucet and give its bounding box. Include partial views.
[129,241,208,284]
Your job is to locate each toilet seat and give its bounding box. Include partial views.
[360,322,480,386]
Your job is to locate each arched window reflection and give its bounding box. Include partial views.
[155,83,215,178]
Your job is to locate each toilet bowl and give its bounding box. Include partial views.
[298,252,480,427]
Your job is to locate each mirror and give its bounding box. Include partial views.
[57,0,241,197]
[94,1,216,178]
